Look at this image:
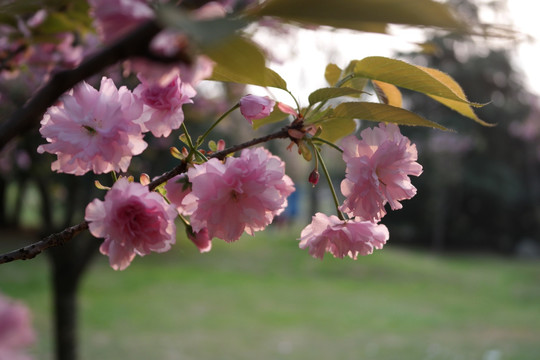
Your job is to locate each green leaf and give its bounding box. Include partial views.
[252,103,291,130]
[254,0,466,33]
[419,66,494,126]
[353,57,488,124]
[325,64,342,86]
[316,117,357,143]
[333,102,449,130]
[308,87,367,105]
[206,36,288,89]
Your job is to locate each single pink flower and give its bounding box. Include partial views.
[133,75,196,137]
[299,213,389,260]
[239,94,275,124]
[165,174,192,215]
[89,0,154,43]
[340,123,422,222]
[183,147,295,242]
[37,77,146,175]
[0,294,35,360]
[187,227,212,253]
[85,178,177,271]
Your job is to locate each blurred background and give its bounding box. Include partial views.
[1,0,539,359]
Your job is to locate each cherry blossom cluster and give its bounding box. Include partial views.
[30,0,424,270]
[299,123,422,260]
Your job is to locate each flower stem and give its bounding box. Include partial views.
[197,103,240,147]
[182,122,208,162]
[311,141,345,221]
[311,136,343,153]
[286,89,301,114]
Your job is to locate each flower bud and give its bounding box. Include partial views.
[308,169,320,186]
[239,94,275,124]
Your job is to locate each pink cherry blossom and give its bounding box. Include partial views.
[85,178,177,271]
[38,77,146,175]
[0,294,35,360]
[340,123,422,222]
[133,75,196,137]
[239,94,275,124]
[183,147,295,242]
[187,227,212,253]
[165,174,192,215]
[299,213,389,260]
[89,0,154,43]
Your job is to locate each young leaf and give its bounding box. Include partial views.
[206,36,288,89]
[371,80,402,107]
[254,0,466,33]
[334,102,449,130]
[325,64,342,86]
[308,87,367,106]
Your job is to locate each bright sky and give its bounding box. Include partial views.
[505,0,540,96]
[250,0,540,105]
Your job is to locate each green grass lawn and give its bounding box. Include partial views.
[1,227,540,360]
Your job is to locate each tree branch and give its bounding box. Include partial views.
[0,123,302,264]
[0,222,88,264]
[0,19,192,151]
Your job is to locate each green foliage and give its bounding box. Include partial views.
[324,63,342,86]
[206,36,288,89]
[352,56,487,124]
[312,115,356,143]
[254,0,467,33]
[372,80,402,107]
[308,87,366,106]
[329,102,448,131]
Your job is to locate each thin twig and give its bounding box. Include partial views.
[0,222,89,264]
[0,123,302,264]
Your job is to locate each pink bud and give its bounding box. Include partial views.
[239,94,275,124]
[308,169,320,186]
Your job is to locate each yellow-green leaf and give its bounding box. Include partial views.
[333,102,449,130]
[254,0,466,33]
[371,80,402,107]
[419,66,494,126]
[308,87,367,105]
[325,64,342,86]
[316,117,357,143]
[206,36,287,89]
[353,57,487,124]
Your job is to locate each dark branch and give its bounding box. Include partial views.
[0,221,88,264]
[0,20,192,151]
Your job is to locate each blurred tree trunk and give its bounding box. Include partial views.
[36,174,100,360]
[48,238,99,360]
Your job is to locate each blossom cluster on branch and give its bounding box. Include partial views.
[0,0,482,269]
